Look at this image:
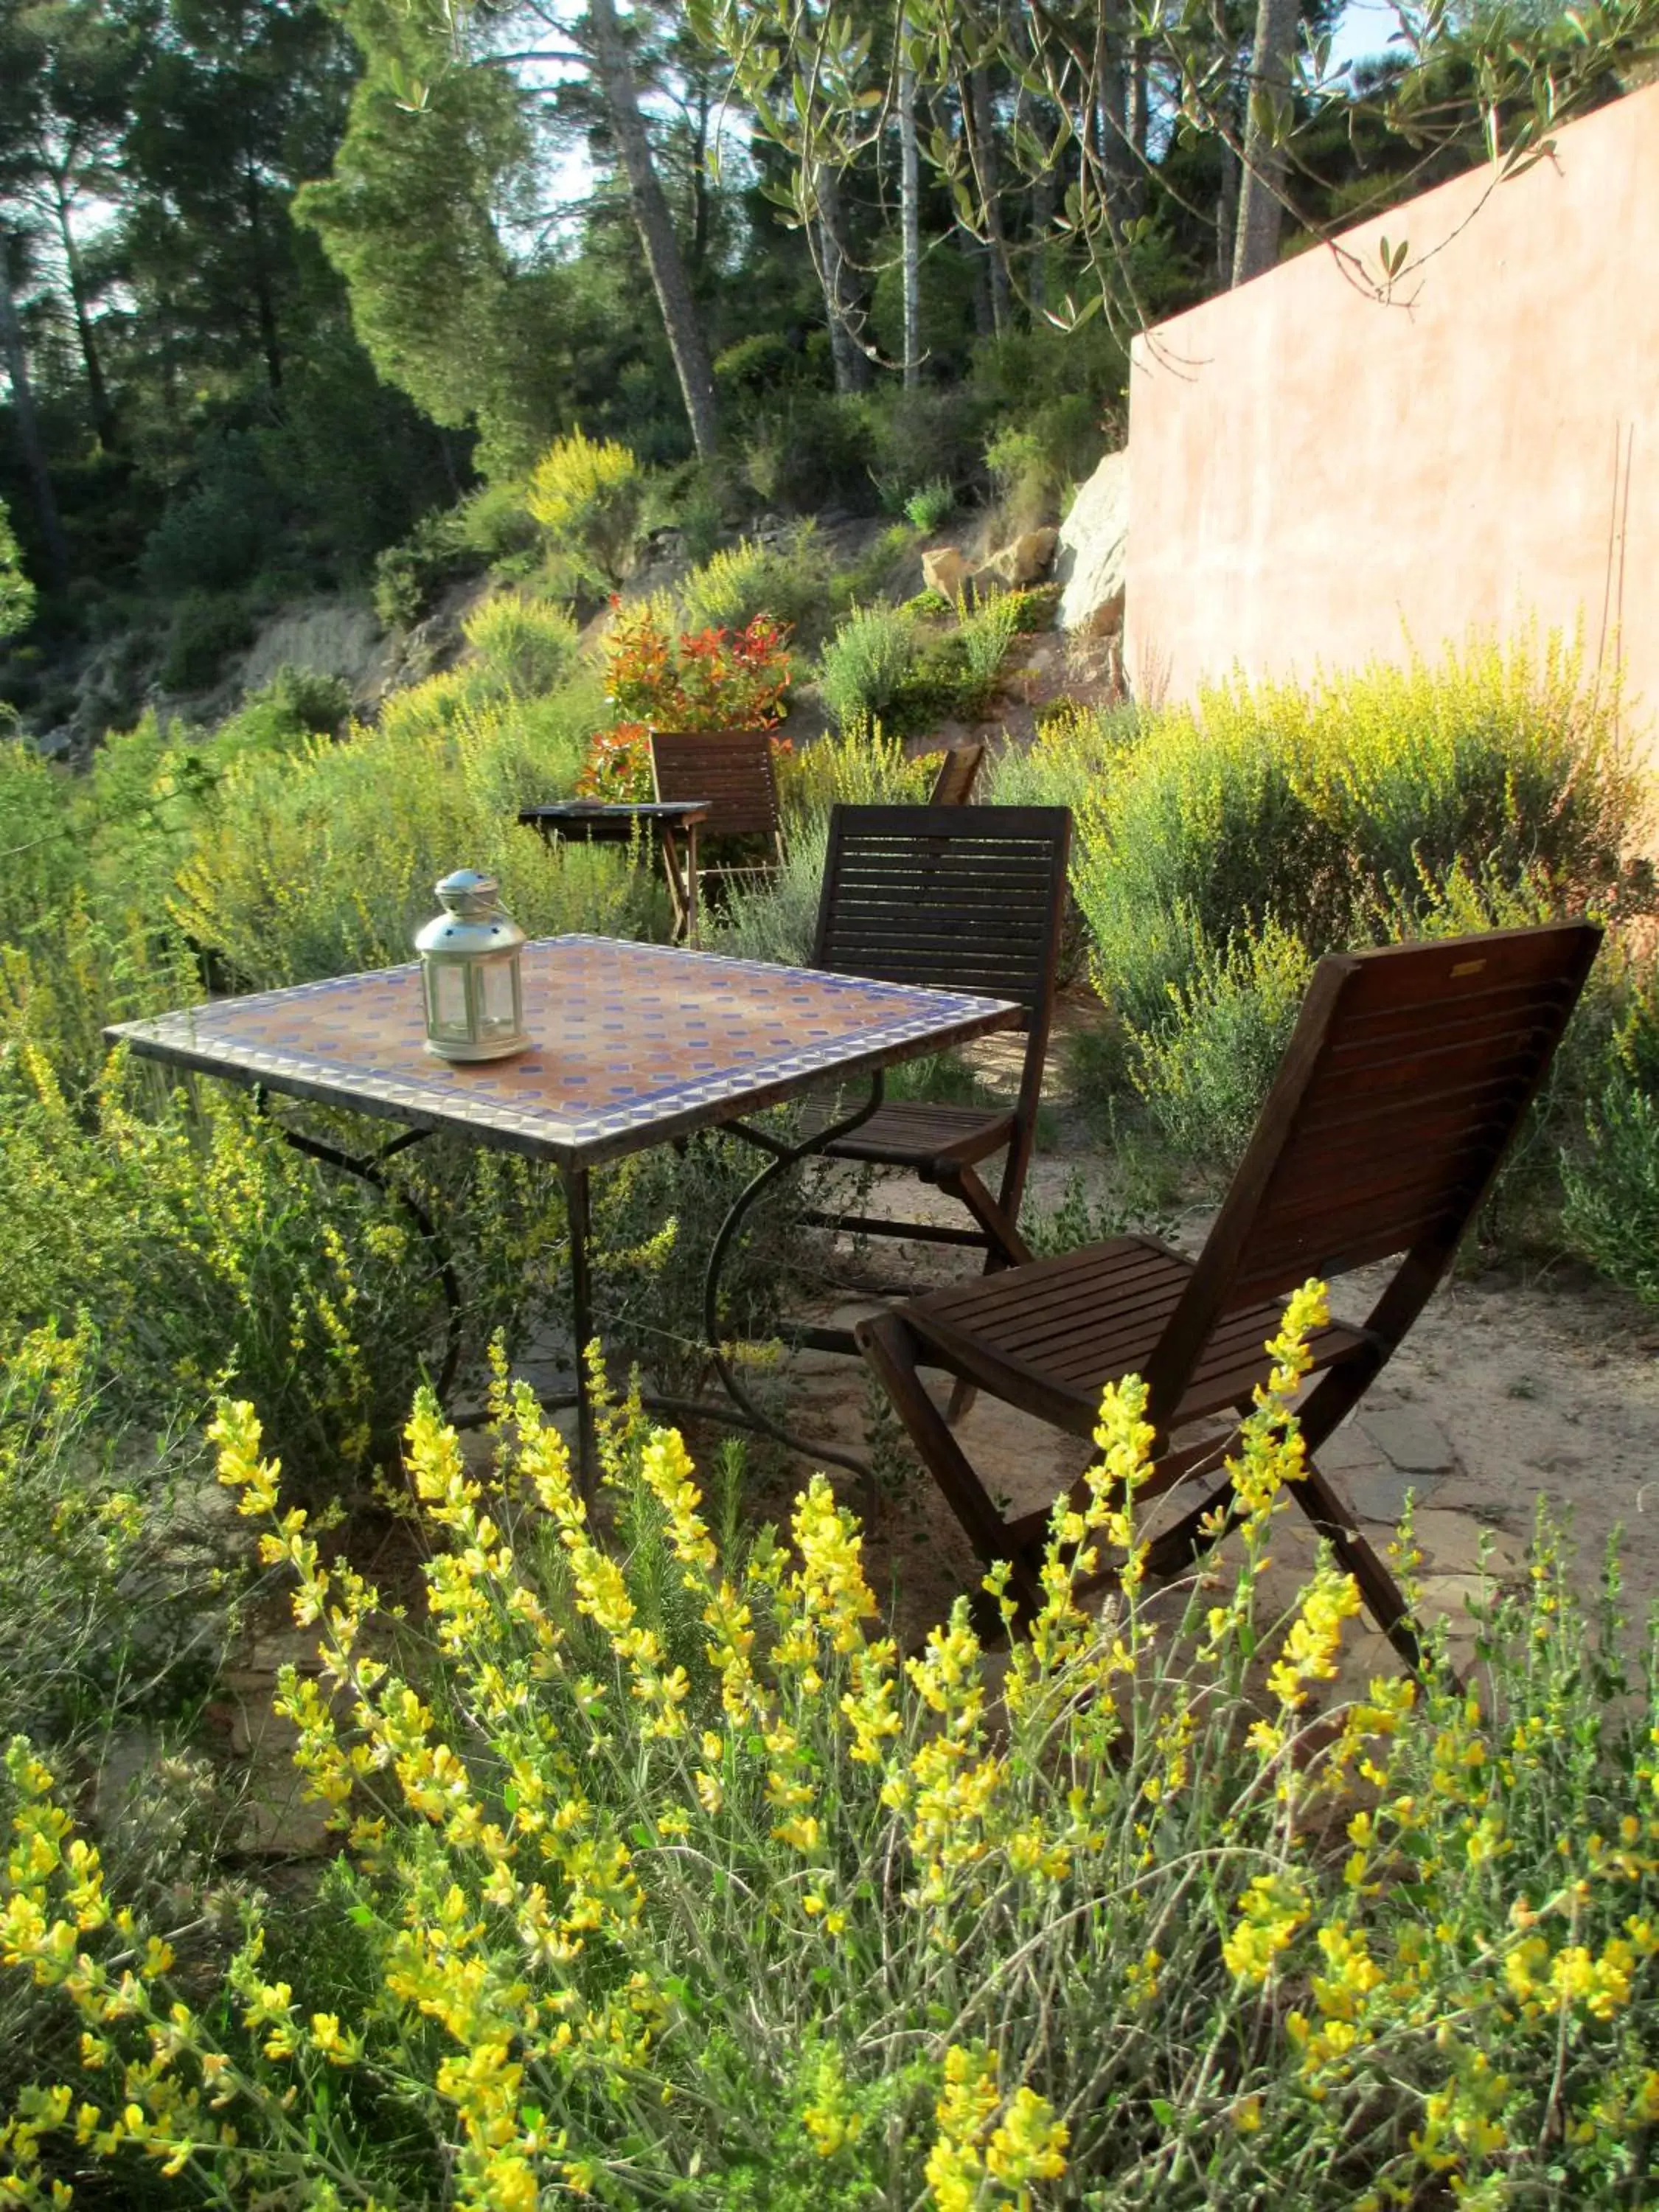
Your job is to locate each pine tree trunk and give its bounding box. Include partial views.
[1004,0,1049,312]
[0,246,69,588]
[689,78,712,278]
[242,154,284,392]
[1232,0,1298,285]
[967,65,1010,334]
[1096,0,1128,226]
[814,159,871,394]
[1215,131,1239,286]
[588,0,719,455]
[898,38,921,389]
[52,181,116,451]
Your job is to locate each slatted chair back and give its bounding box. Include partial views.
[812,804,1070,1121]
[1141,922,1601,1425]
[926,741,986,807]
[650,729,783,842]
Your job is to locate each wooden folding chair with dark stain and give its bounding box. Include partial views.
[650,728,786,946]
[925,740,987,807]
[858,921,1601,1669]
[793,804,1071,1367]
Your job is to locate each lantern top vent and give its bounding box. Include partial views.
[415,871,525,959]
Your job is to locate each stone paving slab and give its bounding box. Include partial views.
[1359,1407,1456,1474]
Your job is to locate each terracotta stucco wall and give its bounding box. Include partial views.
[1124,83,1659,781]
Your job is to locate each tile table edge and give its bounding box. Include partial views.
[103,936,1022,1172]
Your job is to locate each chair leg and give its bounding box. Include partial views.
[1127,1414,1433,1683]
[857,1311,1043,1615]
[1293,1456,1427,1678]
[931,1165,1031,1427]
[933,1163,1034,1270]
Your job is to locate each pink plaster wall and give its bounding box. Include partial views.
[1124,83,1659,782]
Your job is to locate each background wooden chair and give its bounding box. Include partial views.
[800,806,1071,1336]
[925,741,986,807]
[858,921,1602,1667]
[650,728,786,944]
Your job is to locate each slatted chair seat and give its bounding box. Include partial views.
[898,1235,1374,1441]
[797,1097,1018,1170]
[859,922,1603,1670]
[804,805,1071,1281]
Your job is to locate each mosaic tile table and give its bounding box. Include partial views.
[108,934,1018,1481]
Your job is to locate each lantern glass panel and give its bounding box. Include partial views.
[431,961,467,1034]
[480,958,518,1030]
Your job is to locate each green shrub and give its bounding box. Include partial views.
[817,602,920,731]
[171,709,658,992]
[1072,633,1638,1037]
[526,431,646,588]
[461,591,580,696]
[1127,917,1315,1167]
[1281,630,1639,906]
[1562,957,1659,1302]
[678,527,832,649]
[1562,1075,1659,1304]
[717,818,829,967]
[0,1048,448,1494]
[0,741,77,947]
[904,476,955,531]
[1074,701,1332,1032]
[158,592,254,692]
[217,664,352,754]
[0,496,34,637]
[953,588,1021,709]
[373,507,485,630]
[9,1294,1659,2208]
[0,1320,226,1751]
[774,717,936,827]
[739,388,870,515]
[0,1320,235,2133]
[828,521,916,613]
[984,422,1066,532]
[140,431,282,594]
[858,381,988,507]
[982,699,1139,812]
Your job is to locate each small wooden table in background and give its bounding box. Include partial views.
[517,801,711,945]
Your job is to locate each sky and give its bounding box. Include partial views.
[1325,0,1409,79]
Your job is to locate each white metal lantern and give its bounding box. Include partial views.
[415,870,531,1062]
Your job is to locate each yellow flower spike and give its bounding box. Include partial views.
[638,1427,717,1580]
[984,2084,1068,2188]
[1223,1871,1311,1984]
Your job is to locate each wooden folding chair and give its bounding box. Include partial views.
[858,922,1601,1668]
[802,804,1071,1298]
[650,729,785,945]
[925,741,986,807]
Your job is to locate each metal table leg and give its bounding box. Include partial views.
[254,1094,465,1404]
[563,1162,599,1496]
[704,1073,886,1481]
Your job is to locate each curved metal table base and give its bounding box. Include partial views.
[254,1093,465,1405]
[700,1074,885,1483]
[260,1079,889,1492]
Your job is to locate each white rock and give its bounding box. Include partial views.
[979,527,1059,589]
[922,546,975,601]
[1055,450,1128,636]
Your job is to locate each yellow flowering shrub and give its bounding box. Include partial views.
[0,1293,1655,2207]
